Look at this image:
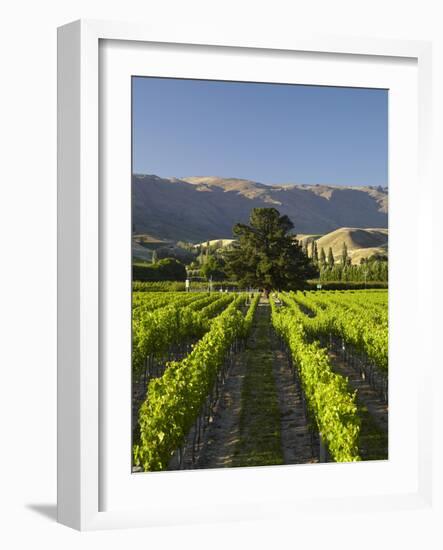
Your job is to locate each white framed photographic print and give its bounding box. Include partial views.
[57,19,435,531]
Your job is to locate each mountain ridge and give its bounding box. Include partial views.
[132,174,388,242]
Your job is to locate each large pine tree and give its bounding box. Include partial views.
[225,208,317,294]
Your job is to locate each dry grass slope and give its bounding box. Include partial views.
[315,227,388,263]
[132,174,388,242]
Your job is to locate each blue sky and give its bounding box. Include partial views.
[132,77,388,187]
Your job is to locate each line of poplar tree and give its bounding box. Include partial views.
[302,239,388,282]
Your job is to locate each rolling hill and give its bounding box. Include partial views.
[186,228,388,265]
[299,227,388,264]
[132,174,388,242]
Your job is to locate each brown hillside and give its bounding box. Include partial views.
[315,227,388,264]
[133,175,388,242]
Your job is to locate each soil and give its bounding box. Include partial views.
[195,351,245,469]
[271,335,318,464]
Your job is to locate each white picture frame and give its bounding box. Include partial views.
[57,19,435,531]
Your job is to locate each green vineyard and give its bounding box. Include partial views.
[132,289,388,471]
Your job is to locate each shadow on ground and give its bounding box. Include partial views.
[26,503,57,522]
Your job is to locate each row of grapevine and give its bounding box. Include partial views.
[133,281,186,292]
[270,297,360,462]
[132,281,244,293]
[243,293,261,335]
[287,291,388,373]
[132,291,209,318]
[308,290,388,323]
[133,295,257,471]
[132,293,235,377]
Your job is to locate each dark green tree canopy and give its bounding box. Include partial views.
[319,247,327,268]
[132,257,187,282]
[201,255,226,281]
[225,208,317,292]
[327,247,335,267]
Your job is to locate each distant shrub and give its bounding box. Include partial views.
[155,246,195,264]
[132,280,243,292]
[132,281,186,292]
[305,280,388,291]
[133,258,187,282]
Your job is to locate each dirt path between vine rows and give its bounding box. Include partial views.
[195,350,245,469]
[270,328,318,465]
[328,350,388,434]
[328,349,388,460]
[196,298,317,469]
